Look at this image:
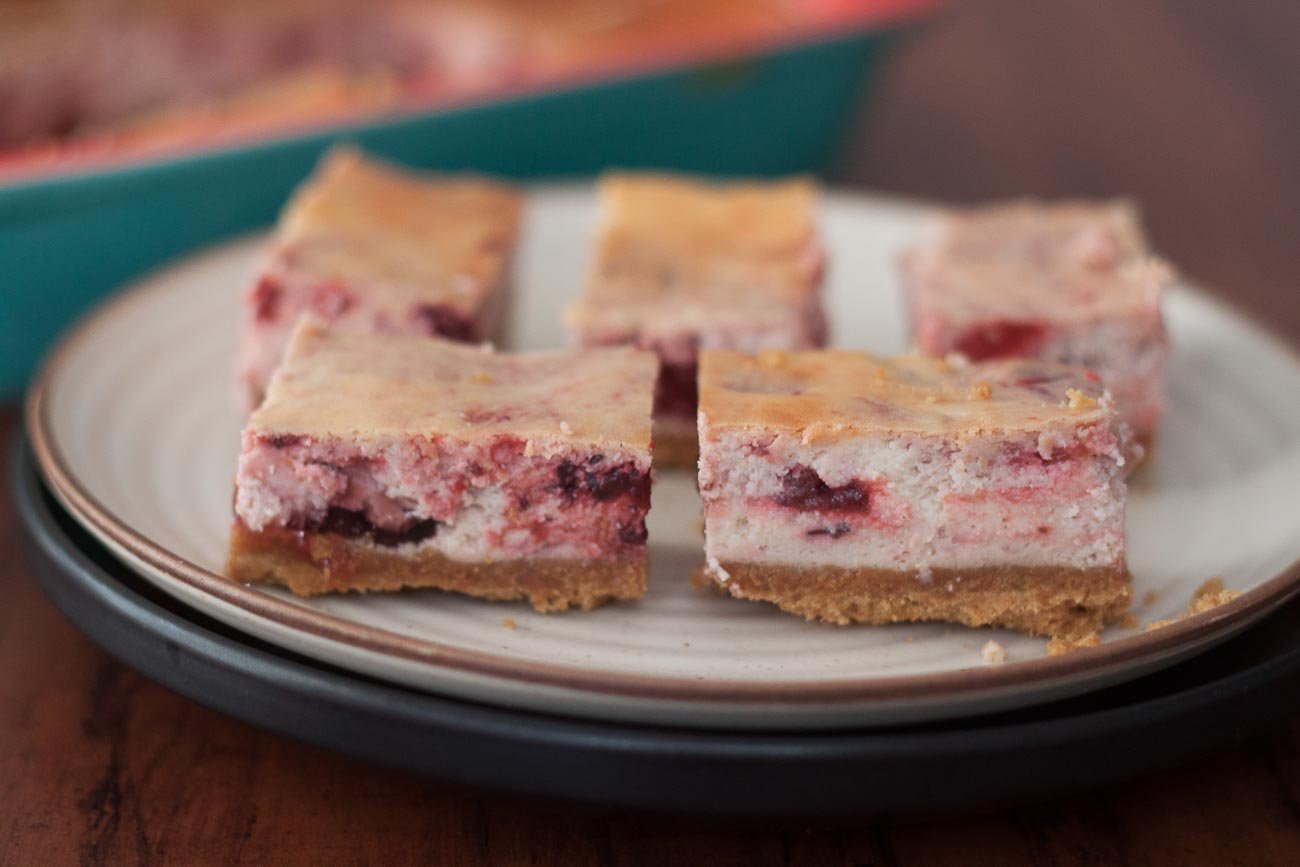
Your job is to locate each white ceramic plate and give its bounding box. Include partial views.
[28,188,1300,730]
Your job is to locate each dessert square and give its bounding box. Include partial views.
[697,350,1133,638]
[228,319,658,611]
[901,200,1170,447]
[235,147,523,409]
[567,172,827,467]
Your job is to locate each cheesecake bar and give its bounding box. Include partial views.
[228,319,657,611]
[235,147,522,409]
[901,200,1170,447]
[697,350,1133,638]
[566,173,827,467]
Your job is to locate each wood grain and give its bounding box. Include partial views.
[3,1,1300,863]
[5,459,1300,867]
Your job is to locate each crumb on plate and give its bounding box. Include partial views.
[1145,577,1240,632]
[981,640,1007,665]
[1047,632,1100,656]
[1066,387,1098,410]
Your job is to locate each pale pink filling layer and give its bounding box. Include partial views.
[234,432,649,562]
[700,429,1127,573]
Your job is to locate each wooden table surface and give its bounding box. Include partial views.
[3,2,1299,864]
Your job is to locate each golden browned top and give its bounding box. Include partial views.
[936,199,1150,260]
[568,172,822,328]
[274,147,523,313]
[698,350,1115,439]
[252,319,657,447]
[905,199,1170,323]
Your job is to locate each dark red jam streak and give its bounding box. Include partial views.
[617,522,650,545]
[267,433,305,448]
[251,276,353,324]
[251,277,282,323]
[954,320,1047,361]
[775,465,871,514]
[413,304,476,342]
[806,522,852,539]
[290,508,441,547]
[555,457,650,504]
[654,360,698,420]
[270,440,650,551]
[554,456,652,548]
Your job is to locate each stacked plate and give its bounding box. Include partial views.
[17,189,1300,813]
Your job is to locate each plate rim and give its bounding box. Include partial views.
[21,438,1300,813]
[24,192,1300,709]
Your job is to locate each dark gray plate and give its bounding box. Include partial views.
[15,436,1300,815]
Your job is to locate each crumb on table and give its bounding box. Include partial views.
[981,640,1007,665]
[501,617,516,630]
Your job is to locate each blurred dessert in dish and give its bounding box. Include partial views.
[0,0,870,169]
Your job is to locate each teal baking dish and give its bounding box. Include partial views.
[0,21,921,397]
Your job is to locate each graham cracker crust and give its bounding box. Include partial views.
[707,562,1131,639]
[227,522,646,612]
